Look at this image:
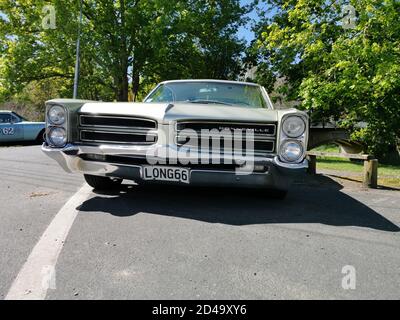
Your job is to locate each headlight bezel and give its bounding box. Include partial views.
[46,103,68,148]
[279,139,305,163]
[282,115,306,138]
[278,113,308,164]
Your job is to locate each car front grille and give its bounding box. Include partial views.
[78,114,157,145]
[175,121,276,156]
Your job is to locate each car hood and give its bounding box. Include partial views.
[80,102,279,123]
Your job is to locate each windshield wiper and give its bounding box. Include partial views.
[186,99,232,106]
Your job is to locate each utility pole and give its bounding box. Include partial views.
[73,0,83,99]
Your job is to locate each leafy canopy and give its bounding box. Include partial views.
[255,0,400,157]
[0,0,250,103]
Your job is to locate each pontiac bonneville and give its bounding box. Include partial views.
[42,80,309,198]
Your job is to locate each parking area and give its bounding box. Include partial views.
[1,146,399,299]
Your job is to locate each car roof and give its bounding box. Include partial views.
[160,79,261,87]
[0,110,13,113]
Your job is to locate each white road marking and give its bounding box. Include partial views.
[5,184,92,300]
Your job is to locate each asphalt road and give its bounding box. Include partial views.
[0,145,399,299]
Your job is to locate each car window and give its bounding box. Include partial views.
[145,82,267,108]
[0,114,15,124]
[147,85,174,102]
[12,112,26,122]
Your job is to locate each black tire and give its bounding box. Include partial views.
[36,129,45,144]
[267,189,288,199]
[84,174,123,190]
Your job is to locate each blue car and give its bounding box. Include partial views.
[0,110,45,143]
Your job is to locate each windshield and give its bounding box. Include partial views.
[144,82,268,108]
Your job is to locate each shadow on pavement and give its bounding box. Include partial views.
[0,141,42,147]
[78,174,400,232]
[324,173,400,191]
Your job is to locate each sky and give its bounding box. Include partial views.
[238,0,268,44]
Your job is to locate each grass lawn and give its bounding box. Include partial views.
[312,145,400,189]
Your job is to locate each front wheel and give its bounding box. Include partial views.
[36,129,45,144]
[84,174,122,190]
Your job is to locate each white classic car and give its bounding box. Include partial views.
[42,80,308,198]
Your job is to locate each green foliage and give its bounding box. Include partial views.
[0,0,249,106]
[255,0,400,159]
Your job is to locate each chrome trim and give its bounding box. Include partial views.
[190,169,269,175]
[57,144,79,153]
[45,103,68,148]
[79,114,157,130]
[42,143,276,163]
[174,133,276,142]
[79,130,157,145]
[42,143,307,191]
[78,114,158,146]
[260,86,274,110]
[174,137,275,154]
[143,83,162,102]
[274,156,308,169]
[79,127,158,135]
[175,121,277,137]
[159,79,261,86]
[175,121,277,155]
[278,112,309,164]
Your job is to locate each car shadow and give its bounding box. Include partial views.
[0,141,42,147]
[77,174,400,232]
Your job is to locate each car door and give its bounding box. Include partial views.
[0,113,24,142]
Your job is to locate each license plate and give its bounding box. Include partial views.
[142,166,190,184]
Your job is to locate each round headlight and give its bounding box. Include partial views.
[282,116,306,138]
[48,105,66,125]
[48,127,67,147]
[280,140,303,162]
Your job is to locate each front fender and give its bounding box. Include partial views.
[46,99,97,142]
[22,123,46,140]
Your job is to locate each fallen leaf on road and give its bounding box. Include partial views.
[29,192,52,198]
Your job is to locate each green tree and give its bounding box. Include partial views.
[131,0,250,100]
[254,0,400,159]
[1,0,249,103]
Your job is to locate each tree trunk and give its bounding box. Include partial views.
[117,0,129,102]
[117,72,129,101]
[132,71,140,102]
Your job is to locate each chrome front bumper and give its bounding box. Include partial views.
[42,143,308,189]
